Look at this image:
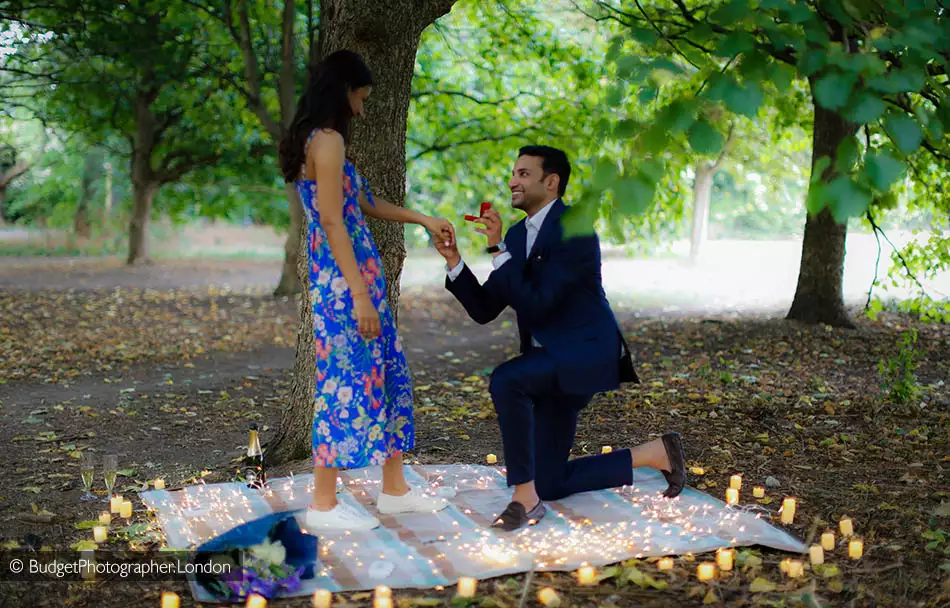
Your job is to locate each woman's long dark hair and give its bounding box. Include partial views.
[278,50,374,183]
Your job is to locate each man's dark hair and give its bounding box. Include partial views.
[518,145,571,197]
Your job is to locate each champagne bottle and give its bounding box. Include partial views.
[242,424,266,490]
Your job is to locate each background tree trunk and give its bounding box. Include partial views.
[688,162,714,263]
[268,0,458,465]
[786,81,857,327]
[74,151,100,239]
[127,179,158,264]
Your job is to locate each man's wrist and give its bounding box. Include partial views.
[447,255,461,268]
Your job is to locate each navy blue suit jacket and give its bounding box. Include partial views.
[445,199,639,395]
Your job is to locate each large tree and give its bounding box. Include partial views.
[586,0,949,326]
[268,0,457,464]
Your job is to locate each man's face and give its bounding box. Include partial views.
[509,155,555,211]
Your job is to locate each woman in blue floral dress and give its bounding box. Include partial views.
[279,50,454,531]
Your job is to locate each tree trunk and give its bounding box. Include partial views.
[127,179,158,264]
[267,0,457,465]
[74,152,99,239]
[688,162,714,263]
[0,188,7,225]
[273,184,305,296]
[786,84,857,327]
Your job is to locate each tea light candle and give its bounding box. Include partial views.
[537,587,559,606]
[486,454,497,464]
[821,531,836,550]
[726,488,739,504]
[697,562,716,581]
[809,544,824,565]
[840,516,854,536]
[753,486,765,498]
[93,526,107,543]
[657,557,674,570]
[457,576,477,597]
[786,560,804,578]
[119,500,133,518]
[98,512,111,525]
[848,538,863,559]
[312,589,332,608]
[716,548,734,571]
[601,445,612,454]
[729,474,742,490]
[161,592,180,608]
[780,497,796,524]
[577,564,596,584]
[110,495,123,513]
[246,594,267,608]
[154,478,166,490]
[779,558,791,573]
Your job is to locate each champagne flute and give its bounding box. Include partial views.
[79,452,96,501]
[102,455,118,502]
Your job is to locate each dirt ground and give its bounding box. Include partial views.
[0,258,947,607]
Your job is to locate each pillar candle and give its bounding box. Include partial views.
[93,526,107,543]
[753,486,765,498]
[839,516,854,537]
[119,500,133,518]
[373,599,392,608]
[154,478,166,490]
[577,564,596,584]
[486,454,497,464]
[716,548,734,571]
[697,562,716,581]
[780,497,796,524]
[161,592,180,608]
[848,538,863,559]
[98,512,111,525]
[537,587,559,606]
[312,589,332,608]
[375,586,391,599]
[729,474,742,490]
[821,531,835,550]
[457,577,476,597]
[110,495,123,513]
[657,557,674,570]
[246,594,267,608]
[726,488,739,505]
[809,545,824,565]
[786,560,804,578]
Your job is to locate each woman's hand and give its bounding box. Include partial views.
[423,216,456,248]
[353,292,381,339]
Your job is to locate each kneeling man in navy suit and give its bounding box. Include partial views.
[435,145,687,531]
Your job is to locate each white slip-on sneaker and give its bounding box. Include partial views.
[304,502,380,531]
[377,486,450,515]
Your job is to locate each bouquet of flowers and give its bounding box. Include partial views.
[193,510,317,601]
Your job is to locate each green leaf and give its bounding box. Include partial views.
[71,540,99,551]
[867,69,925,95]
[75,520,104,530]
[846,93,886,124]
[864,153,905,191]
[592,159,618,190]
[884,114,923,154]
[810,156,831,184]
[613,119,639,139]
[613,177,655,216]
[722,82,764,117]
[688,120,724,156]
[562,200,597,238]
[826,177,872,222]
[835,136,860,173]
[806,182,827,215]
[616,55,642,80]
[716,31,756,56]
[814,72,856,110]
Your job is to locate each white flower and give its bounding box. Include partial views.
[249,539,286,566]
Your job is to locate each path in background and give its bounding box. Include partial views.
[3,224,946,316]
